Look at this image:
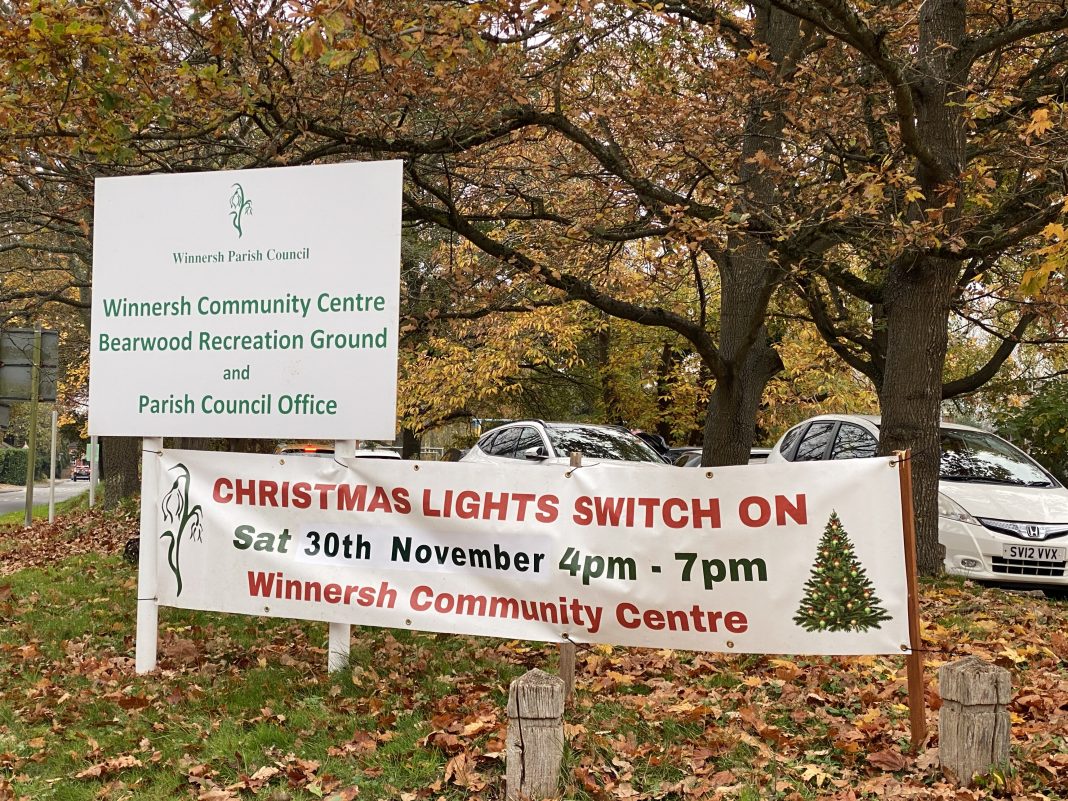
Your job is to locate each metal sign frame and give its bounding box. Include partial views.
[0,328,59,402]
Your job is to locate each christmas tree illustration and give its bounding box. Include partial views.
[794,511,891,633]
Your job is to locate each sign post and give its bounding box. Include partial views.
[896,450,927,750]
[88,437,98,507]
[0,327,59,527]
[48,410,57,523]
[89,161,403,674]
[22,328,41,528]
[327,439,357,672]
[135,437,162,673]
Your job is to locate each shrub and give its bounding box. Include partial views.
[995,382,1068,484]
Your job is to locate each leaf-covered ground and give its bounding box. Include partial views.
[0,506,1065,800]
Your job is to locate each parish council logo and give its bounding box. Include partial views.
[229,183,252,237]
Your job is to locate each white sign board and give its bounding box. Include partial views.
[155,451,911,655]
[89,161,402,439]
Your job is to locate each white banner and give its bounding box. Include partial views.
[89,161,401,439]
[155,450,911,655]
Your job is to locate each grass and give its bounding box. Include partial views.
[0,505,1066,800]
[1,551,536,799]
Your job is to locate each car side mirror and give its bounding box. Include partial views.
[523,446,548,460]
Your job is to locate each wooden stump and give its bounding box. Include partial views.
[939,656,1011,786]
[506,668,565,801]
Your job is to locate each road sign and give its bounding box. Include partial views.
[0,329,58,402]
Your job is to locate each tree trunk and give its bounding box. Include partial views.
[101,436,140,509]
[655,343,677,443]
[401,427,421,459]
[169,437,216,451]
[877,0,967,576]
[877,258,958,574]
[226,438,278,454]
[596,323,623,423]
[703,337,783,465]
[701,1,797,465]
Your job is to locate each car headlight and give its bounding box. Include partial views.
[938,493,978,525]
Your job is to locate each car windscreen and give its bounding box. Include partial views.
[939,430,1055,487]
[546,425,665,463]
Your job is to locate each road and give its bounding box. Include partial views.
[0,480,91,516]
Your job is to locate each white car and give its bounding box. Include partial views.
[460,421,666,467]
[766,414,1068,599]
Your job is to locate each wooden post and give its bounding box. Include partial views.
[896,450,927,750]
[506,668,565,801]
[558,637,576,701]
[939,656,1011,786]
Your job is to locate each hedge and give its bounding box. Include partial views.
[0,449,50,485]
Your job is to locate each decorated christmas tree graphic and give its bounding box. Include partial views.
[794,511,891,633]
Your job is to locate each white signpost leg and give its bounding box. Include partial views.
[136,436,163,674]
[327,439,357,673]
[48,411,57,523]
[89,436,98,508]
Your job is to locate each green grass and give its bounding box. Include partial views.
[0,553,539,799]
[1,508,1067,799]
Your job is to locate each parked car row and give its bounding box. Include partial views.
[279,415,1067,599]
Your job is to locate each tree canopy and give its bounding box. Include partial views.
[1,0,1066,572]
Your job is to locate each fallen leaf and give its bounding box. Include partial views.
[867,749,908,772]
[75,755,143,779]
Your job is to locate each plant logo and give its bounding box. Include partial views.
[229,183,252,238]
[160,463,204,596]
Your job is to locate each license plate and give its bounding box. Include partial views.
[1002,543,1067,562]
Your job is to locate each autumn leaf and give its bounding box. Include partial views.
[226,765,280,792]
[443,752,485,790]
[867,749,909,772]
[1024,106,1053,141]
[74,754,142,779]
[800,763,832,787]
[422,730,464,754]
